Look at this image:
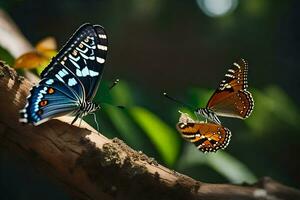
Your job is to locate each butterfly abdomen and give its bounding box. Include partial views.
[79,101,100,116]
[195,108,221,125]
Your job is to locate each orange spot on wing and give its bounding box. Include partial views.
[48,88,55,94]
[39,100,48,107]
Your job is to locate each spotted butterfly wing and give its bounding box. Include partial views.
[20,23,108,125]
[176,112,231,153]
[206,58,254,119]
[41,23,108,100]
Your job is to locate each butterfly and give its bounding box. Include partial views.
[195,58,254,125]
[176,111,231,153]
[19,23,108,126]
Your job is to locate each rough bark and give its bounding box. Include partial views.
[0,61,300,200]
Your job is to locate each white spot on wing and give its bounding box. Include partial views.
[58,70,66,77]
[69,54,80,61]
[55,74,65,83]
[98,34,107,39]
[45,79,54,85]
[76,47,89,54]
[82,66,89,77]
[96,57,105,63]
[233,62,241,69]
[76,69,83,77]
[68,78,77,86]
[89,70,99,77]
[97,45,107,51]
[70,59,81,69]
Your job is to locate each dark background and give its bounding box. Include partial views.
[0,0,299,199]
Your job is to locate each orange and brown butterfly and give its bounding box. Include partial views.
[14,37,57,74]
[176,111,231,153]
[196,58,254,124]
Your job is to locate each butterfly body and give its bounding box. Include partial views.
[195,108,221,125]
[20,23,108,126]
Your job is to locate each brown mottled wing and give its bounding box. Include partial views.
[207,58,254,119]
[176,122,231,153]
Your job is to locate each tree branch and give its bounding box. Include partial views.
[0,62,299,200]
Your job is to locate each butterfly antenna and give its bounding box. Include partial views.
[163,92,195,110]
[92,113,99,131]
[109,78,120,90]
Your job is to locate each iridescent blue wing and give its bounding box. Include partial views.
[20,78,81,125]
[41,23,108,101]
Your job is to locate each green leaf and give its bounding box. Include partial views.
[178,145,257,183]
[205,151,257,183]
[245,88,274,133]
[246,86,300,133]
[129,106,180,166]
[109,81,135,106]
[265,86,300,128]
[0,46,14,66]
[104,106,145,150]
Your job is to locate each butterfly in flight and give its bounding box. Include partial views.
[165,58,254,152]
[195,58,254,125]
[19,23,108,127]
[176,111,231,153]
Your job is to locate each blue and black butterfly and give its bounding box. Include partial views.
[19,23,108,126]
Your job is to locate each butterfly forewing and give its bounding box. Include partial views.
[41,23,108,100]
[177,122,231,153]
[206,58,254,119]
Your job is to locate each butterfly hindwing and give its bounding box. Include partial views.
[20,78,82,125]
[177,122,231,153]
[41,23,108,100]
[176,112,231,153]
[206,58,254,119]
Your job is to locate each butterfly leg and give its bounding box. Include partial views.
[79,117,83,128]
[71,113,81,125]
[92,112,100,132]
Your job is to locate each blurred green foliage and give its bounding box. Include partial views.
[0,46,14,66]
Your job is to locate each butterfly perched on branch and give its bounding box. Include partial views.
[166,58,254,153]
[20,23,108,127]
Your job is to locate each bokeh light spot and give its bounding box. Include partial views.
[196,0,239,17]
